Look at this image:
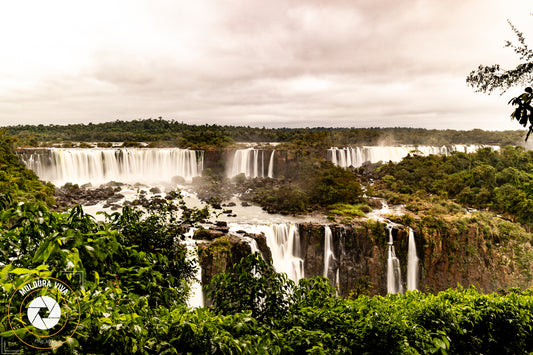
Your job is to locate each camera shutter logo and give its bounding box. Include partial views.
[27,295,61,330]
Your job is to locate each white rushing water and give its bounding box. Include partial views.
[407,227,419,291]
[229,223,304,283]
[228,148,275,178]
[328,145,500,168]
[323,225,334,278]
[267,150,275,178]
[366,198,406,222]
[19,148,204,186]
[184,229,205,308]
[386,225,403,294]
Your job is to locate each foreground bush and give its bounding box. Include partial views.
[2,201,533,353]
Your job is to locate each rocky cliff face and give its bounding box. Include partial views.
[418,214,533,293]
[198,213,533,300]
[299,221,389,297]
[197,229,271,305]
[299,215,533,296]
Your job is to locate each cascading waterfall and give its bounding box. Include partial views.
[267,150,275,178]
[228,223,304,283]
[242,236,261,255]
[18,148,204,186]
[228,148,275,178]
[323,225,334,278]
[407,227,419,291]
[184,229,204,308]
[328,145,500,168]
[386,225,403,294]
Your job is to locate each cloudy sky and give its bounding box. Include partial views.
[0,1,531,130]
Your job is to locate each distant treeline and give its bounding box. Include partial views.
[3,118,526,148]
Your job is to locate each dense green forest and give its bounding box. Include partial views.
[3,118,526,148]
[371,146,533,226]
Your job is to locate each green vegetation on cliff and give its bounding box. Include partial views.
[0,131,54,206]
[373,146,533,226]
[195,160,364,215]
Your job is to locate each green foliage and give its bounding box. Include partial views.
[307,161,363,206]
[237,161,364,214]
[0,131,55,206]
[3,119,525,147]
[194,168,234,206]
[375,146,533,226]
[0,190,209,353]
[3,202,533,354]
[258,186,310,215]
[208,253,295,324]
[509,87,533,139]
[327,203,370,219]
[4,122,533,352]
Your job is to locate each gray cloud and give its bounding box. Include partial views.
[0,0,530,130]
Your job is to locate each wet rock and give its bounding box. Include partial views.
[54,184,125,211]
[171,176,186,185]
[194,228,225,241]
[105,181,124,187]
[299,222,389,297]
[247,233,272,261]
[215,226,230,234]
[198,235,253,306]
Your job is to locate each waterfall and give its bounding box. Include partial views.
[328,145,500,168]
[242,236,261,255]
[184,230,204,308]
[228,148,275,178]
[18,148,204,186]
[407,227,419,291]
[386,225,403,294]
[270,223,304,282]
[267,150,275,178]
[228,223,304,283]
[323,225,334,278]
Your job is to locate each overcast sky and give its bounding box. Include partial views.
[0,1,531,130]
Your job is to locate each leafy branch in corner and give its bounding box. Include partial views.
[467,16,533,140]
[466,20,533,95]
[509,87,533,139]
